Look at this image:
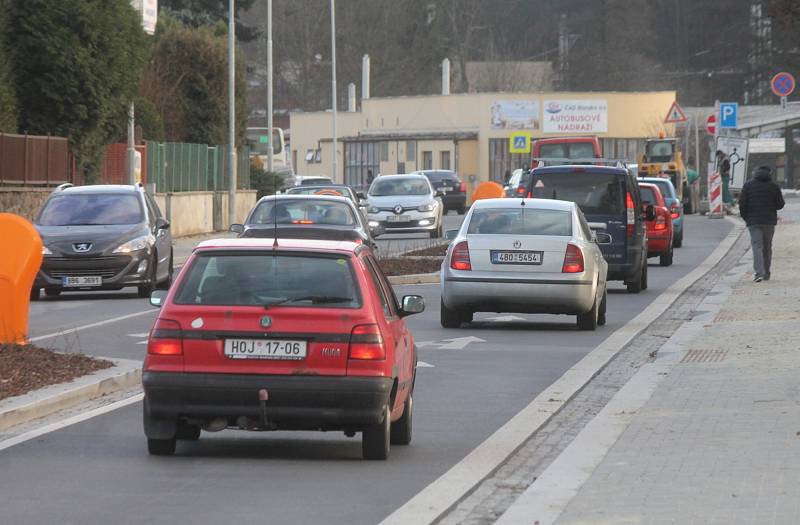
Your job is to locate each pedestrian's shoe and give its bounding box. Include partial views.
[754,275,763,283]
[764,274,771,281]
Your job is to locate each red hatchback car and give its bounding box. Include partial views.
[638,182,674,267]
[142,238,425,460]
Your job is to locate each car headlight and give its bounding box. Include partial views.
[417,203,435,212]
[112,235,152,254]
[42,245,52,255]
[368,206,380,214]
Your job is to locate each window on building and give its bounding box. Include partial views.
[422,151,433,170]
[305,149,315,162]
[406,141,416,162]
[440,151,451,170]
[380,142,389,162]
[314,149,322,163]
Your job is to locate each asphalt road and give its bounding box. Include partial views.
[3,214,733,525]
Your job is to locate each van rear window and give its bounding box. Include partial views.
[529,172,624,215]
[174,253,362,308]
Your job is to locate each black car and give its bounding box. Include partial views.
[33,183,173,299]
[230,194,379,250]
[524,165,653,293]
[414,170,467,214]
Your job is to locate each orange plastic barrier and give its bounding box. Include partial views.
[0,214,43,344]
[470,181,505,202]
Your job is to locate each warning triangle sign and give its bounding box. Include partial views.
[664,101,688,124]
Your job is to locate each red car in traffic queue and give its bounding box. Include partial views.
[142,238,425,460]
[638,182,674,267]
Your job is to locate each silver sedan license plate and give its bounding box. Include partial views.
[62,276,102,287]
[491,250,543,265]
[224,338,307,360]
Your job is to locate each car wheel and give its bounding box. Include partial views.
[138,255,157,298]
[156,251,174,290]
[673,232,683,248]
[30,287,41,301]
[660,247,674,267]
[175,421,201,441]
[147,437,176,456]
[626,265,643,294]
[457,205,466,215]
[362,405,390,460]
[44,287,62,298]
[390,394,413,446]
[597,287,607,326]
[641,260,649,290]
[577,294,599,331]
[440,301,461,328]
[461,309,473,324]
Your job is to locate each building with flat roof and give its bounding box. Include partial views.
[290,91,678,190]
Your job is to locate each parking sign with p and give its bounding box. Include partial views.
[720,102,738,129]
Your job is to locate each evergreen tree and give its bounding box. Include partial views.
[0,0,17,133]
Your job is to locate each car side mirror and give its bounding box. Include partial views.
[229,223,244,234]
[155,218,170,230]
[356,191,366,200]
[445,229,459,241]
[435,191,445,198]
[400,295,425,317]
[644,204,656,221]
[149,289,167,308]
[595,232,613,245]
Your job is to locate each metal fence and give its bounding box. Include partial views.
[146,142,251,193]
[0,133,75,186]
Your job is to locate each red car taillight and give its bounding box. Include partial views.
[450,241,472,271]
[670,202,680,220]
[562,244,585,273]
[626,192,635,237]
[655,211,668,231]
[516,186,527,195]
[349,324,385,360]
[459,182,467,193]
[148,318,183,356]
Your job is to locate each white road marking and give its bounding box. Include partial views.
[127,333,150,338]
[136,341,148,345]
[416,361,435,368]
[483,315,526,322]
[417,336,486,350]
[0,393,144,452]
[29,310,156,343]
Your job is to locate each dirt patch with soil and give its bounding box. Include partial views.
[404,243,449,257]
[0,344,113,401]
[378,257,443,276]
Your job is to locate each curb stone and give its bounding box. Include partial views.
[388,272,440,285]
[0,358,142,432]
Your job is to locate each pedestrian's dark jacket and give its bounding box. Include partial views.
[738,171,785,226]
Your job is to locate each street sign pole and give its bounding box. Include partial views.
[266,0,274,173]
[330,0,338,182]
[228,0,237,228]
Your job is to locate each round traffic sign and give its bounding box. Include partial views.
[771,72,796,97]
[706,114,716,135]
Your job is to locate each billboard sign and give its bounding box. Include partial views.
[490,100,540,130]
[543,99,608,133]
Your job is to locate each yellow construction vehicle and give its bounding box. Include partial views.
[638,137,696,214]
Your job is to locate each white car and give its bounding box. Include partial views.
[440,198,610,330]
[367,174,444,238]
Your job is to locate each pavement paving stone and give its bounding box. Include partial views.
[554,211,800,525]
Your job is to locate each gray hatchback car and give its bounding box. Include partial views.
[32,183,173,299]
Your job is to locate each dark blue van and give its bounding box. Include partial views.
[525,165,650,293]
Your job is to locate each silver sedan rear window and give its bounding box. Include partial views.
[467,208,572,236]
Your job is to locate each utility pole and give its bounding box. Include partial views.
[266,0,274,173]
[127,102,135,184]
[330,0,338,182]
[228,0,237,227]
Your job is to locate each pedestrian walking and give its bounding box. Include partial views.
[366,169,375,185]
[738,166,785,282]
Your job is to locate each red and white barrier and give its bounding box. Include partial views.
[708,170,723,218]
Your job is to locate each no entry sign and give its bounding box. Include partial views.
[706,114,716,135]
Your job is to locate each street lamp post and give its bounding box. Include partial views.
[330,0,338,182]
[266,0,274,173]
[228,0,237,227]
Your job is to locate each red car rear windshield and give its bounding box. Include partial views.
[174,252,362,308]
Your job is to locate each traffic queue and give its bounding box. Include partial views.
[26,147,683,460]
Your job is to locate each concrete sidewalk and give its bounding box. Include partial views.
[498,204,800,524]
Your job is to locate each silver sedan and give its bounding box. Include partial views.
[440,198,609,330]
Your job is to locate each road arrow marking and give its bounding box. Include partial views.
[416,361,435,368]
[127,333,150,338]
[416,336,486,350]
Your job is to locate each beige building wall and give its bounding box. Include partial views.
[290,91,677,185]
